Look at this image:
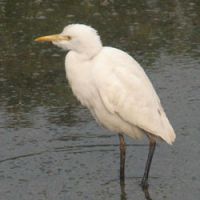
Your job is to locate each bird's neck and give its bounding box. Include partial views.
[76,41,103,60]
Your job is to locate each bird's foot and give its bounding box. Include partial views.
[140,179,149,190]
[120,174,125,183]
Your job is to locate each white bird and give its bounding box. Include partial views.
[35,24,176,189]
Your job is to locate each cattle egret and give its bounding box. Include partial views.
[35,24,176,189]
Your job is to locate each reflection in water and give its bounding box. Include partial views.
[120,181,127,200]
[143,187,153,200]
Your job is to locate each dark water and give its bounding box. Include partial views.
[1,0,200,199]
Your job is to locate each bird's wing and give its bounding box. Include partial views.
[93,48,175,144]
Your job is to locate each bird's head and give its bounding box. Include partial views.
[35,24,103,58]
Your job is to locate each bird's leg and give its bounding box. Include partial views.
[141,138,156,189]
[119,133,126,182]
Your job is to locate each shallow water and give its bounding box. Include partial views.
[0,0,200,199]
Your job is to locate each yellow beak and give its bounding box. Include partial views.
[34,34,69,42]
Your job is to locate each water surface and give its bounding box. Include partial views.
[0,0,200,199]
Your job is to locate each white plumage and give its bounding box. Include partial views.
[62,24,176,144]
[35,24,176,188]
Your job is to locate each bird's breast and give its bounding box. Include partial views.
[65,53,96,107]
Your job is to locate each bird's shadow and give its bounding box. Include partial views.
[120,180,153,200]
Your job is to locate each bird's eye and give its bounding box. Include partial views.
[65,35,72,40]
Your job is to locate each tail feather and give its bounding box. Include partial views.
[159,116,176,145]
